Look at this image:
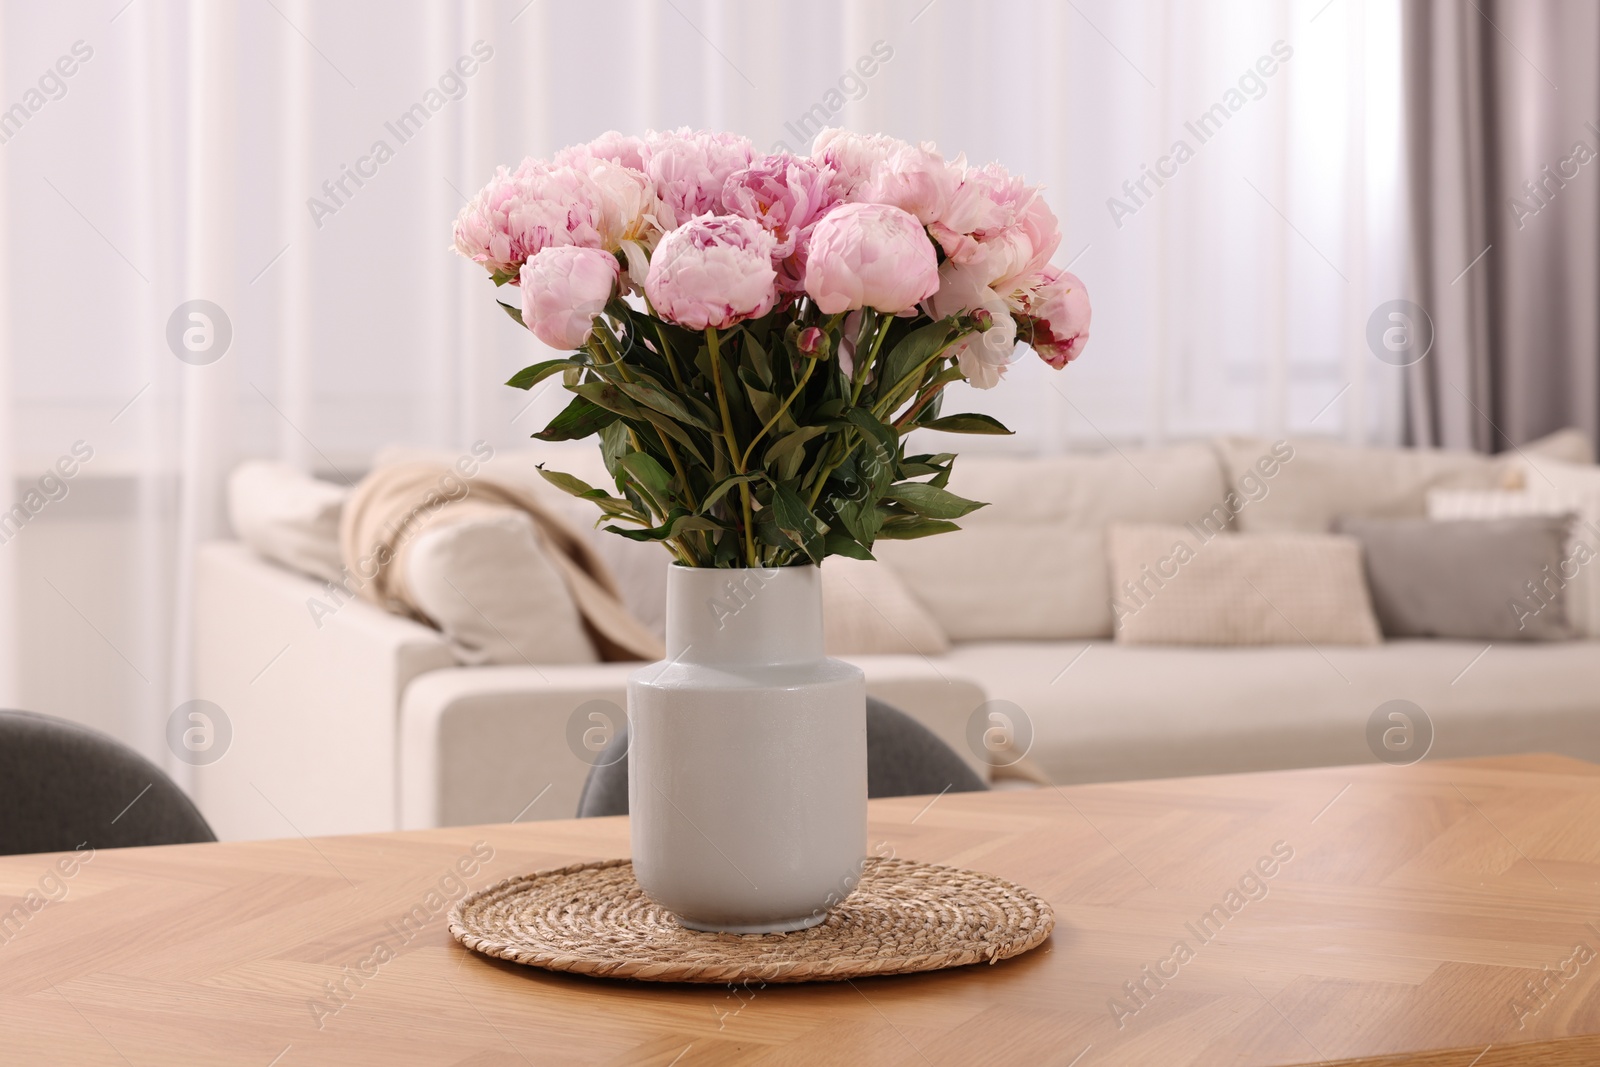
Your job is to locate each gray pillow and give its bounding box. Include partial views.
[1332,515,1577,640]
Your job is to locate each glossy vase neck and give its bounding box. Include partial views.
[664,564,824,666]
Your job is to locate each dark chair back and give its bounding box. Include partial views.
[576,697,986,818]
[0,709,216,856]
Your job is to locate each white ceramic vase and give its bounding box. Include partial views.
[628,563,867,933]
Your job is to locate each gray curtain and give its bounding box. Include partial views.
[1403,0,1600,452]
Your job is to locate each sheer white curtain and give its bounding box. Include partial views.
[0,0,1404,763]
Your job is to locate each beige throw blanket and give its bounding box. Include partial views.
[339,461,664,662]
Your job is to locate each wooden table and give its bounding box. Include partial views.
[4,754,1600,1065]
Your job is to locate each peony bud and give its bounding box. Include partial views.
[797,326,825,355]
[519,246,621,351]
[803,202,940,315]
[644,214,778,330]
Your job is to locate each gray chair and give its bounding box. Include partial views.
[0,709,216,856]
[576,697,986,818]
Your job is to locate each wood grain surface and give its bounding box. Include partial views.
[2,753,1598,1066]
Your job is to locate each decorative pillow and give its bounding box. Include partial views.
[1430,478,1600,639]
[820,557,949,657]
[873,443,1230,641]
[1521,427,1596,467]
[374,443,671,638]
[401,511,599,665]
[226,461,347,583]
[1211,436,1512,533]
[1332,515,1577,641]
[1534,462,1600,601]
[1106,524,1381,646]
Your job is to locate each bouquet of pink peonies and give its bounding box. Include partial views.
[453,127,1090,568]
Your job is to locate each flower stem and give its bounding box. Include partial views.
[595,319,707,563]
[740,357,816,471]
[707,327,757,567]
[849,312,893,406]
[805,313,895,509]
[891,365,965,430]
[650,319,687,393]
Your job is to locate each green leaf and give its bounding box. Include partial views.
[573,381,645,419]
[741,373,780,426]
[507,358,581,390]
[534,469,648,523]
[772,482,825,562]
[699,473,762,515]
[588,496,651,522]
[899,453,955,479]
[881,321,954,395]
[713,529,739,565]
[616,378,713,430]
[603,507,715,543]
[635,408,710,466]
[876,516,963,540]
[532,396,618,442]
[902,452,956,470]
[753,504,788,551]
[762,425,828,467]
[498,301,527,329]
[883,481,986,519]
[834,429,897,502]
[823,531,875,561]
[668,513,722,536]
[599,420,630,485]
[604,522,674,543]
[829,492,883,547]
[845,407,898,455]
[621,451,673,502]
[536,466,600,499]
[742,331,773,386]
[921,413,1014,435]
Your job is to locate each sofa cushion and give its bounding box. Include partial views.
[1520,427,1596,467]
[376,443,672,638]
[1107,524,1381,646]
[874,443,1229,641]
[820,557,949,656]
[1335,515,1577,641]
[942,638,1600,785]
[226,461,347,583]
[1429,487,1599,639]
[1213,436,1512,533]
[402,511,599,666]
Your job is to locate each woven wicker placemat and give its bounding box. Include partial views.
[449,857,1054,984]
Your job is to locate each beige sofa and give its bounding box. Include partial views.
[191,540,982,842]
[870,432,1600,783]
[191,433,1600,841]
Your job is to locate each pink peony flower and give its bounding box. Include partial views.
[803,203,939,315]
[1019,267,1090,368]
[930,163,1061,292]
[924,260,1018,390]
[810,128,905,198]
[519,246,621,350]
[581,160,666,252]
[553,130,647,172]
[452,162,605,278]
[852,140,954,224]
[721,153,839,295]
[641,127,755,228]
[645,214,778,331]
